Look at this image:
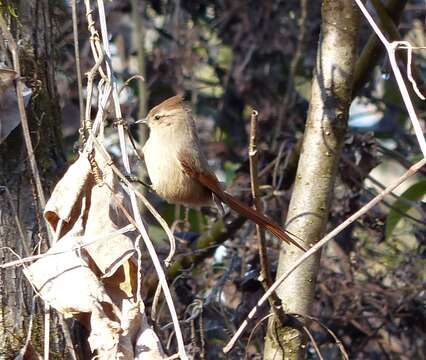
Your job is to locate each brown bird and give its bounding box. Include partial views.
[137,95,307,252]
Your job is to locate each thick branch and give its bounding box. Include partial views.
[263,1,360,358]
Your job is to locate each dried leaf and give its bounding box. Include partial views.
[44,155,92,229]
[88,303,122,358]
[83,153,135,276]
[117,299,141,359]
[134,311,166,359]
[0,67,17,91]
[0,67,32,144]
[43,153,135,276]
[24,151,154,357]
[23,235,118,316]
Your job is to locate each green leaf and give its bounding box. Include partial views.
[7,4,18,18]
[385,179,426,239]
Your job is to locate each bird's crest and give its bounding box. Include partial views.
[149,95,185,116]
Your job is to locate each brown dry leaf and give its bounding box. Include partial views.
[83,153,135,276]
[24,151,145,356]
[117,299,141,359]
[0,67,32,144]
[103,261,139,358]
[88,303,122,359]
[102,261,165,359]
[43,152,135,276]
[0,67,17,90]
[44,154,92,232]
[134,311,167,359]
[23,234,119,316]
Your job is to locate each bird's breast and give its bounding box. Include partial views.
[143,137,212,207]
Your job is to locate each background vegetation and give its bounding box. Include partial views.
[0,0,425,359]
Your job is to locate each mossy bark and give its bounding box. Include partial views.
[263,1,360,359]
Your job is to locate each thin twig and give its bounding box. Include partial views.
[304,314,349,360]
[19,296,37,356]
[341,157,425,226]
[248,111,288,324]
[0,224,136,269]
[302,325,324,360]
[354,0,426,158]
[84,0,106,79]
[223,158,426,353]
[92,1,187,356]
[396,41,425,100]
[151,278,164,322]
[118,74,146,97]
[243,313,273,360]
[134,234,143,303]
[44,305,50,360]
[342,156,422,210]
[249,110,271,287]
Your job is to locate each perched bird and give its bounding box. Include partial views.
[138,95,307,251]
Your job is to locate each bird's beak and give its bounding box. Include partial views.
[135,117,148,124]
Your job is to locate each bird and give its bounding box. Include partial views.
[137,95,307,252]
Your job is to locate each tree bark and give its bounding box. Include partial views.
[0,1,65,357]
[263,1,360,359]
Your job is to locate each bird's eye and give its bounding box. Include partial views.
[154,114,161,120]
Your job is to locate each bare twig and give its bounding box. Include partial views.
[43,305,50,360]
[302,324,324,360]
[84,0,106,79]
[341,157,425,226]
[354,0,426,158]
[244,313,273,360]
[19,296,37,356]
[302,325,324,360]
[223,158,426,353]
[150,273,164,322]
[248,110,270,287]
[304,314,349,360]
[134,234,143,303]
[0,224,135,269]
[396,41,425,100]
[248,110,288,325]
[88,1,186,357]
[118,74,146,97]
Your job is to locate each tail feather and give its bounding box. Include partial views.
[216,190,307,252]
[177,154,307,252]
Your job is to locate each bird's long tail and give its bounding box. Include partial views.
[178,153,308,252]
[215,190,308,252]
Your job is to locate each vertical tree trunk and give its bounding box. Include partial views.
[0,1,64,357]
[263,1,360,359]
